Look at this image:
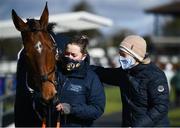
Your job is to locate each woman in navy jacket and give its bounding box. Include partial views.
[55,35,105,127]
[92,35,170,127]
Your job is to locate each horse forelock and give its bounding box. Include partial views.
[27,19,41,31]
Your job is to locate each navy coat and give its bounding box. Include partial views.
[56,56,105,127]
[92,62,170,127]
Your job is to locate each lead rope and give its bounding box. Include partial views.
[56,76,69,128]
[25,72,46,128]
[65,114,67,125]
[56,71,61,128]
[42,118,46,128]
[56,111,61,128]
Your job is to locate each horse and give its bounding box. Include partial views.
[12,3,60,127]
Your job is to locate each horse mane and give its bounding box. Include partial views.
[47,22,57,33]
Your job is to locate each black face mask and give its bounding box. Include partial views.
[61,56,82,71]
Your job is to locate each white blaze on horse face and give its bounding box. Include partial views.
[34,41,43,54]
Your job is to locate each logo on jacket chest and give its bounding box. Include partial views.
[67,84,82,92]
[157,85,165,92]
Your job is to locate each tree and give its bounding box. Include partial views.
[72,0,94,13]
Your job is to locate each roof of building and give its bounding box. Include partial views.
[145,1,180,16]
[0,11,113,38]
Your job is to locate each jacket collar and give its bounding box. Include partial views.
[127,62,150,75]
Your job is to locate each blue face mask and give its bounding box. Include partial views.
[119,55,136,70]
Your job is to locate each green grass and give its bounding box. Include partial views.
[104,86,122,115]
[168,87,180,126]
[169,107,180,126]
[103,86,180,126]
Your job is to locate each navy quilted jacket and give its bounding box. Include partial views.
[56,56,105,127]
[92,63,170,127]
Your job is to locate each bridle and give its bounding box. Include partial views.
[21,19,62,128]
[23,19,59,90]
[12,4,61,127]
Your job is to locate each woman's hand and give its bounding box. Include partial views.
[56,103,64,111]
[56,103,71,114]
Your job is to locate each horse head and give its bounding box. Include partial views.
[12,3,57,102]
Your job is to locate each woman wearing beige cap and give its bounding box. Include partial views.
[92,35,170,127]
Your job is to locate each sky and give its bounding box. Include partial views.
[0,0,171,36]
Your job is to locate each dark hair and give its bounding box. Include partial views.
[66,35,89,54]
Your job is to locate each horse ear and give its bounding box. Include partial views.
[40,2,49,29]
[12,9,28,31]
